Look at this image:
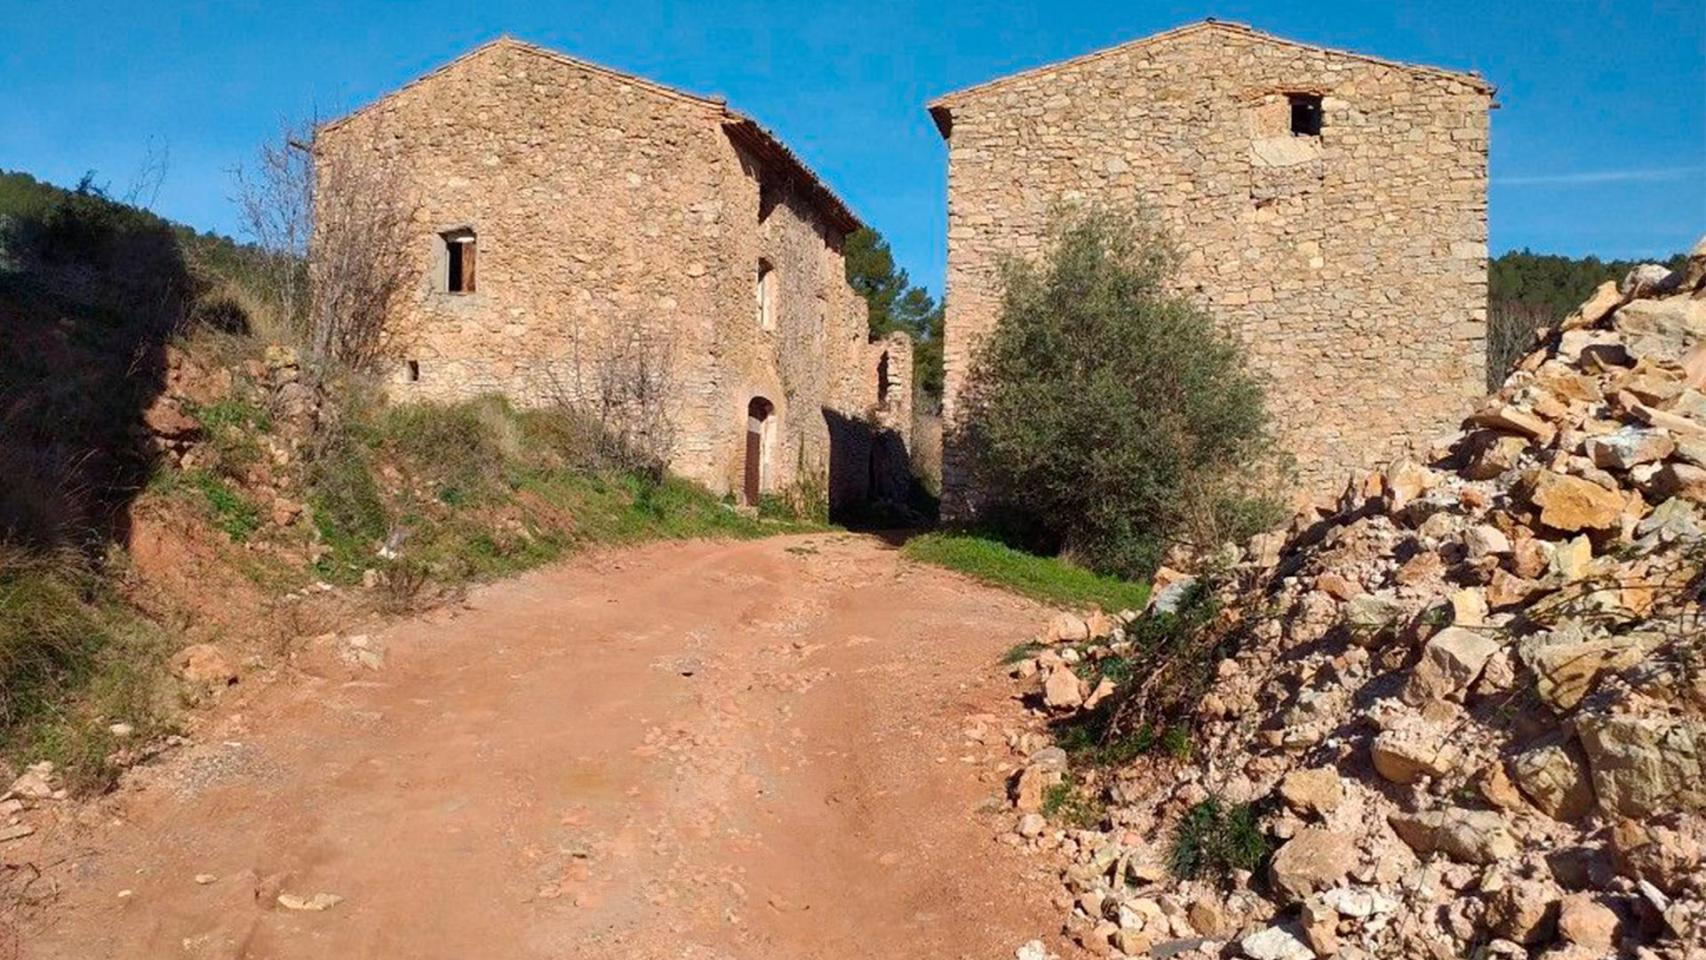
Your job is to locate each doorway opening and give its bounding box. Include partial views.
[744,397,775,506]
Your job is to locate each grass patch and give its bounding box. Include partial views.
[1051,694,1194,768]
[1002,640,1045,664]
[0,548,175,793]
[902,532,1149,611]
[1041,780,1102,829]
[184,470,262,542]
[1167,796,1270,880]
[302,397,826,587]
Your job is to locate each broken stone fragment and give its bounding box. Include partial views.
[1276,768,1341,817]
[1448,588,1487,627]
[1388,807,1518,864]
[1463,523,1512,560]
[1559,280,1622,331]
[1045,612,1089,644]
[1549,535,1595,581]
[1576,710,1706,819]
[1042,666,1084,710]
[1524,470,1625,532]
[1238,924,1315,960]
[1469,405,1557,446]
[1511,732,1596,821]
[1555,893,1620,950]
[1528,634,1649,711]
[1370,728,1460,784]
[1267,828,1356,902]
[1613,295,1706,363]
[1651,461,1706,503]
[1583,426,1676,470]
[1401,626,1501,706]
[1485,875,1561,944]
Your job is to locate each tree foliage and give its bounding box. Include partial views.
[843,227,945,403]
[959,206,1281,578]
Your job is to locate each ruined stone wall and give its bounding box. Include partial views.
[317,40,877,503]
[935,24,1491,514]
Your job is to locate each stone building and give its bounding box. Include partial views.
[317,38,906,510]
[929,20,1493,513]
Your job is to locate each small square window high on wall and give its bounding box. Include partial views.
[1288,94,1323,137]
[440,228,477,293]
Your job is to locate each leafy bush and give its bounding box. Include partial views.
[1167,796,1270,880]
[958,205,1281,578]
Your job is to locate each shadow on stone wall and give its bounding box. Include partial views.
[0,188,191,554]
[822,407,936,529]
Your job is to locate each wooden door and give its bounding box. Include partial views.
[744,426,761,505]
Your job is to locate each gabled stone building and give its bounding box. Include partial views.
[317,38,908,509]
[929,21,1493,513]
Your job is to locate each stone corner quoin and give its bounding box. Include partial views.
[930,20,1494,516]
[312,36,915,512]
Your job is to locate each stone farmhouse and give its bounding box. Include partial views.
[317,38,911,511]
[929,20,1494,515]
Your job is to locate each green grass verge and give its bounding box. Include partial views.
[902,532,1150,611]
[0,550,177,793]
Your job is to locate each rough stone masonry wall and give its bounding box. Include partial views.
[936,25,1491,514]
[710,146,878,503]
[318,40,879,501]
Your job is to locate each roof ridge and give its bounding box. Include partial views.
[927,19,1493,112]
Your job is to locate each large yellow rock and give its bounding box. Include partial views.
[1527,471,1624,531]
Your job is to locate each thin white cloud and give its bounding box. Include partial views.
[1496,165,1706,186]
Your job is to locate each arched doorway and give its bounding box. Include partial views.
[744,397,775,506]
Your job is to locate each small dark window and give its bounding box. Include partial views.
[405,360,420,383]
[1289,94,1323,137]
[441,229,476,293]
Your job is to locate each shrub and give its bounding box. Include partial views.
[958,205,1281,578]
[1167,796,1270,880]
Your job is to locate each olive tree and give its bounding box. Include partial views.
[959,205,1282,577]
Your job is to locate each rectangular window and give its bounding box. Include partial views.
[1289,94,1323,137]
[441,228,477,293]
[756,259,775,331]
[405,359,420,383]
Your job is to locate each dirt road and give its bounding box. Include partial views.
[20,534,1066,959]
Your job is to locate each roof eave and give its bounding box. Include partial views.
[722,116,863,235]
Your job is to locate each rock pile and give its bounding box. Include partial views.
[1002,243,1706,960]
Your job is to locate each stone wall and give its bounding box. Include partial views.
[317,38,884,504]
[931,21,1492,515]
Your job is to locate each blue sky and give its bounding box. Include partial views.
[3,0,1702,296]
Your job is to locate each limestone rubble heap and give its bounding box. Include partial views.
[1003,241,1706,960]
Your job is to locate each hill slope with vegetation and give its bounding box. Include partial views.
[0,168,816,793]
